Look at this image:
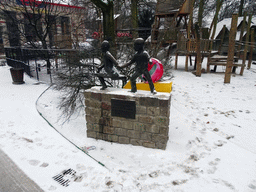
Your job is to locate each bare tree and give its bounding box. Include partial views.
[0,0,84,73]
[198,0,205,27]
[238,0,245,16]
[90,0,115,45]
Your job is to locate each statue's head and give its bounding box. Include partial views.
[101,40,110,52]
[134,38,144,51]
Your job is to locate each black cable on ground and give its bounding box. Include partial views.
[35,85,111,172]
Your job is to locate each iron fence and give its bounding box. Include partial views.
[5,47,101,84]
[6,57,32,77]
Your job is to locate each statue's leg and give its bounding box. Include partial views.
[98,76,107,90]
[130,71,141,93]
[143,71,155,93]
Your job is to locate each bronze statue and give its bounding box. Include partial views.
[120,38,156,94]
[97,40,120,90]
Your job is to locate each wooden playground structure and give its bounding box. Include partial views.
[152,0,255,83]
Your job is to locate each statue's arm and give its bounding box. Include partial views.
[120,56,135,68]
[106,51,119,67]
[145,51,152,64]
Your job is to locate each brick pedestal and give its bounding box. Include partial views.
[84,87,171,150]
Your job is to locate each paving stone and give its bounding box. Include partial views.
[143,141,156,148]
[122,121,134,129]
[127,130,140,139]
[139,97,159,107]
[84,91,91,98]
[139,115,154,124]
[130,139,143,146]
[152,134,168,143]
[140,132,152,140]
[159,127,169,135]
[101,94,112,102]
[85,90,170,149]
[91,92,102,101]
[159,99,170,108]
[134,123,147,132]
[96,132,103,139]
[156,142,167,150]
[108,135,119,142]
[146,124,160,133]
[87,131,97,139]
[101,102,111,110]
[102,110,111,117]
[102,134,108,141]
[119,136,130,144]
[154,116,169,126]
[147,107,160,116]
[136,106,147,114]
[103,127,115,134]
[0,149,44,192]
[112,119,122,127]
[87,123,100,132]
[159,107,169,116]
[115,128,127,136]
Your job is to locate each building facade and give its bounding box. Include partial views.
[0,0,88,49]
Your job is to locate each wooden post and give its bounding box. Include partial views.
[186,0,195,72]
[207,0,224,73]
[175,32,181,69]
[236,12,247,60]
[218,25,226,53]
[185,40,190,71]
[224,14,238,84]
[175,53,178,69]
[195,24,201,77]
[240,14,252,75]
[247,29,255,69]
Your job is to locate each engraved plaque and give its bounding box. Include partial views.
[111,99,136,119]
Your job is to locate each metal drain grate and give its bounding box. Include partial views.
[52,168,76,187]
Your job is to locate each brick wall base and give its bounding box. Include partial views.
[84,87,171,150]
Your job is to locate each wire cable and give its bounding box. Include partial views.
[35,85,111,172]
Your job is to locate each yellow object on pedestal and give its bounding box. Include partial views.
[123,81,172,93]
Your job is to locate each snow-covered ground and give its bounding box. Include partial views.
[1,56,256,192]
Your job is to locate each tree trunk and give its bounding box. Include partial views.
[131,0,139,38]
[241,14,252,75]
[42,40,51,75]
[238,0,245,16]
[224,14,238,84]
[198,0,205,28]
[91,0,115,45]
[247,28,255,69]
[209,0,224,40]
[102,2,115,44]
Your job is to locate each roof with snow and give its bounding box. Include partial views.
[210,16,256,40]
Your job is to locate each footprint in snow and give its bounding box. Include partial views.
[40,162,49,167]
[48,185,57,191]
[28,160,49,167]
[214,140,227,147]
[28,159,40,166]
[248,180,256,191]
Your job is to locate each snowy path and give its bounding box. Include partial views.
[0,66,109,192]
[36,57,256,191]
[1,57,256,191]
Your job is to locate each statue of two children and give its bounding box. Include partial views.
[97,38,156,94]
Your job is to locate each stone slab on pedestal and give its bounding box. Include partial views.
[84,87,171,150]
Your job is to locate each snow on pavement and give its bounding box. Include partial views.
[1,57,256,192]
[0,66,109,192]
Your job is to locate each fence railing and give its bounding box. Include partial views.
[6,58,32,77]
[5,47,100,84]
